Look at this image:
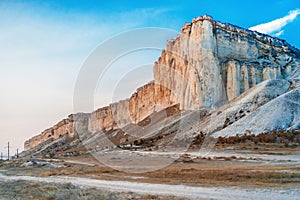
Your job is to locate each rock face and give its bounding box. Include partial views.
[24,113,89,150]
[202,79,291,135]
[213,86,300,137]
[154,15,299,109]
[24,15,300,151]
[88,82,172,133]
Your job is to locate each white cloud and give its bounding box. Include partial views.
[249,9,300,36]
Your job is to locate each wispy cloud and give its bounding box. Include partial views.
[249,9,300,37]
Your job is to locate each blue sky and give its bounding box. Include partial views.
[0,0,299,153]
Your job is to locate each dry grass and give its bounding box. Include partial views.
[146,168,300,187]
[39,165,117,177]
[0,180,186,200]
[33,154,300,188]
[0,180,105,200]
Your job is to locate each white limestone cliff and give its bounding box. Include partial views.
[24,15,300,150]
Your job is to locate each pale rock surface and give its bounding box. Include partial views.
[24,113,89,150]
[199,79,290,135]
[24,15,300,150]
[213,87,300,137]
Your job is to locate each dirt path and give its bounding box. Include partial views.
[0,173,299,199]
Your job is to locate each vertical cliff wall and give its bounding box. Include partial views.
[88,82,173,133]
[154,15,299,109]
[24,15,300,151]
[24,113,89,150]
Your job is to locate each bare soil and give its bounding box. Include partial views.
[2,141,300,188]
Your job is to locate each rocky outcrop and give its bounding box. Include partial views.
[25,82,173,151]
[87,82,173,134]
[213,86,300,137]
[24,15,300,151]
[202,79,291,135]
[24,113,89,150]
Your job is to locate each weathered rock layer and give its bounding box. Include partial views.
[24,15,300,151]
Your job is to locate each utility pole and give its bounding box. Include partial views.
[7,142,10,160]
[16,148,19,159]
